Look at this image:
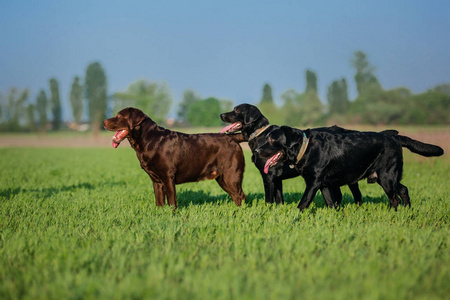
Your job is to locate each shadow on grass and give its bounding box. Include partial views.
[0,181,127,200]
[176,189,390,209]
[176,190,230,207]
[283,192,390,208]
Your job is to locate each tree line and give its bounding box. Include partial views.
[0,62,108,134]
[0,51,448,133]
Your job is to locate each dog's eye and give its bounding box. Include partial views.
[268,137,274,143]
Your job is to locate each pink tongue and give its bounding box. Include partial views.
[264,154,279,174]
[220,122,240,134]
[111,130,128,148]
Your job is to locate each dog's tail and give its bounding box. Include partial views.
[380,129,399,135]
[227,132,246,143]
[391,135,444,157]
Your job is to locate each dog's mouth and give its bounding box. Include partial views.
[263,152,283,174]
[220,122,242,134]
[112,129,129,148]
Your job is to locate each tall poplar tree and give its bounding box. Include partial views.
[260,83,274,104]
[302,70,324,125]
[327,78,349,115]
[259,83,283,124]
[7,88,29,131]
[36,90,48,133]
[49,78,62,131]
[306,70,318,93]
[85,62,107,135]
[70,76,83,127]
[27,104,36,131]
[351,51,382,97]
[178,89,200,122]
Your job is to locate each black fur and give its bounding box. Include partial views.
[221,104,365,207]
[256,125,444,211]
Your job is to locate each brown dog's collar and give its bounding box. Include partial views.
[295,132,309,164]
[248,125,271,141]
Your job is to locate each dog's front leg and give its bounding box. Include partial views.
[298,184,319,211]
[262,175,275,203]
[274,180,284,204]
[152,181,166,206]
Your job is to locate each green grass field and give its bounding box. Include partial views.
[1,144,449,299]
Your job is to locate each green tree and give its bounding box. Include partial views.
[327,78,349,116]
[349,87,410,125]
[302,91,325,125]
[6,88,29,131]
[306,70,318,93]
[351,51,382,97]
[280,70,324,126]
[26,104,36,131]
[70,76,83,127]
[177,89,201,122]
[49,78,62,131]
[0,91,3,123]
[407,88,449,124]
[260,83,274,104]
[302,70,324,125]
[186,97,223,127]
[85,62,108,135]
[113,80,172,124]
[7,88,17,126]
[259,83,284,125]
[281,89,303,126]
[36,90,48,133]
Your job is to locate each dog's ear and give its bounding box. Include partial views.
[126,107,147,129]
[280,126,304,162]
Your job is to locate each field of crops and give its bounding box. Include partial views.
[1,136,449,299]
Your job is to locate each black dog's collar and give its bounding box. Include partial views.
[295,132,309,164]
[248,125,271,141]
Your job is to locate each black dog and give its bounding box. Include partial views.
[220,103,367,207]
[257,125,444,211]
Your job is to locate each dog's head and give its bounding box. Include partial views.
[257,126,305,173]
[103,107,149,148]
[220,103,269,139]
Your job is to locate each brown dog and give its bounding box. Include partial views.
[103,107,246,209]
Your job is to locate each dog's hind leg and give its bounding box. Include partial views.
[321,188,337,208]
[397,183,410,207]
[162,178,178,209]
[216,174,246,206]
[349,183,362,206]
[378,178,399,211]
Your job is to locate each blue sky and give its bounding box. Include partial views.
[1,0,449,120]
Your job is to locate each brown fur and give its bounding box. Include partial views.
[103,107,246,209]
